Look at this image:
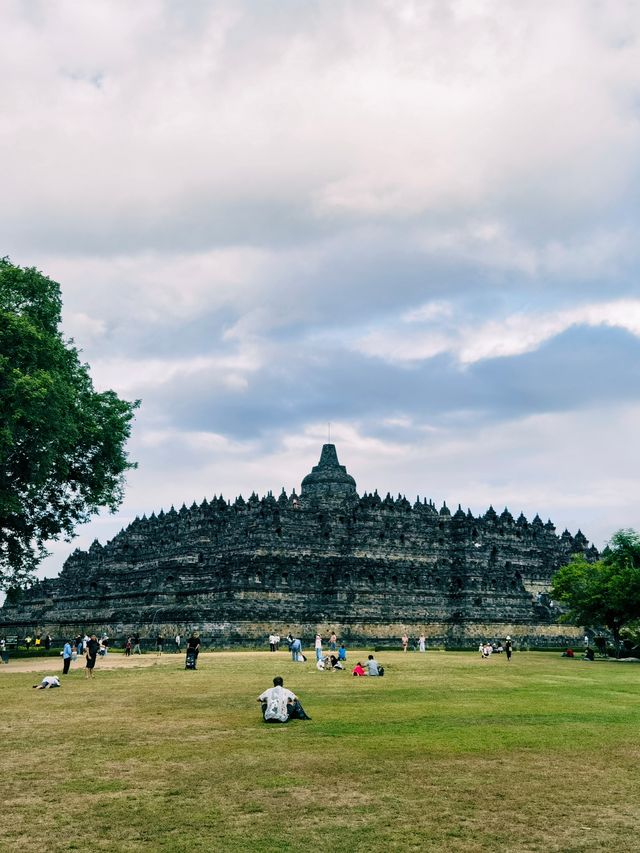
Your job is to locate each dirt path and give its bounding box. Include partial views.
[0,649,283,675]
[1,652,196,675]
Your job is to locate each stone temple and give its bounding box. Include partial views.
[0,444,595,646]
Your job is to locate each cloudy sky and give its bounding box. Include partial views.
[3,0,640,584]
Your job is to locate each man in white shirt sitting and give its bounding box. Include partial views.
[257,676,311,723]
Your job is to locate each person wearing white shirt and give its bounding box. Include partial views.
[33,675,61,689]
[258,676,298,723]
[257,676,311,723]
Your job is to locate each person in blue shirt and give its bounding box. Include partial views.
[62,640,73,675]
[338,644,347,662]
[290,637,303,661]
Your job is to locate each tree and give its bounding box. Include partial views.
[551,529,640,654]
[0,258,138,589]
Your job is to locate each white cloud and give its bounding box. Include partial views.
[2,1,640,249]
[3,0,640,590]
[89,352,261,395]
[354,298,640,365]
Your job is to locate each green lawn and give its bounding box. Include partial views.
[2,651,639,852]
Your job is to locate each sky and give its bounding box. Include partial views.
[2,0,640,587]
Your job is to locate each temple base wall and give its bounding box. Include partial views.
[0,614,583,648]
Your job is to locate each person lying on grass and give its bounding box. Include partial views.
[257,676,311,723]
[33,676,61,689]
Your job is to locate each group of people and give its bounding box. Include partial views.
[313,632,340,659]
[479,637,513,660]
[268,634,281,652]
[61,634,102,678]
[284,632,349,664]
[122,633,184,655]
[351,655,384,676]
[316,653,345,670]
[401,633,427,652]
[23,633,53,651]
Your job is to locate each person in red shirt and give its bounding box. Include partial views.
[352,662,365,676]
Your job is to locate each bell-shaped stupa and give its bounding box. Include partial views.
[300,443,357,502]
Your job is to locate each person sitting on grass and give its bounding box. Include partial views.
[365,654,381,676]
[257,676,311,723]
[33,676,61,689]
[352,662,366,676]
[329,654,343,670]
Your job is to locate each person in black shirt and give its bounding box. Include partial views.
[186,634,200,669]
[85,634,100,679]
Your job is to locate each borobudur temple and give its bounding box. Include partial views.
[0,444,595,646]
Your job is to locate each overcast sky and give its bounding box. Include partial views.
[3,0,639,584]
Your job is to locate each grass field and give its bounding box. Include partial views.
[2,650,639,852]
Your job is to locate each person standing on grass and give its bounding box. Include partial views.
[85,634,100,679]
[156,634,164,655]
[288,634,303,662]
[401,633,409,653]
[124,637,132,657]
[62,639,73,675]
[186,633,200,667]
[418,634,426,653]
[329,631,337,651]
[315,634,323,661]
[505,637,512,661]
[133,633,141,654]
[175,633,181,653]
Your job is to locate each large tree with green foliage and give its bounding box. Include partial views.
[0,258,138,589]
[551,529,640,652]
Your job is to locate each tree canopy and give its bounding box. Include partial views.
[0,258,138,589]
[551,529,640,649]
